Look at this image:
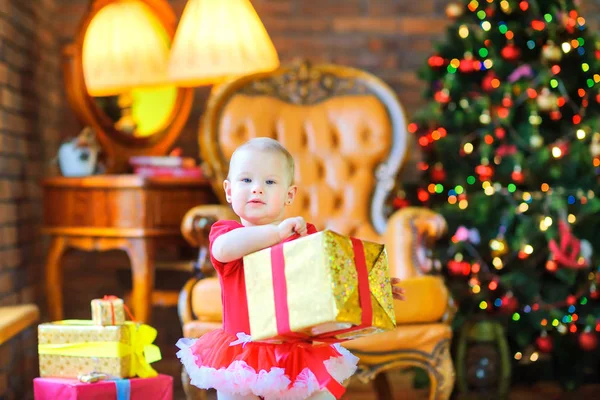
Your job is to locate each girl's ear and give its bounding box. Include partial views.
[223,180,232,203]
[286,185,297,205]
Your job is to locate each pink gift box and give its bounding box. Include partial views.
[33,374,172,400]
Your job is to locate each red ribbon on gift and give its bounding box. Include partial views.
[102,295,137,324]
[270,237,373,398]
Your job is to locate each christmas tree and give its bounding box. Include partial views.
[394,0,600,389]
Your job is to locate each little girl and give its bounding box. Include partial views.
[177,138,405,400]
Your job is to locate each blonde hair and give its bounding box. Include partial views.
[229,138,295,184]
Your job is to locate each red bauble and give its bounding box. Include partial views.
[392,196,410,209]
[447,260,470,276]
[495,127,506,139]
[475,164,494,181]
[501,43,521,61]
[459,57,477,73]
[579,331,598,351]
[431,163,447,182]
[500,294,519,314]
[428,55,445,68]
[482,72,499,92]
[434,90,450,103]
[536,334,554,353]
[511,169,524,183]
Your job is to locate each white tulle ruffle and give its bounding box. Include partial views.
[176,338,358,400]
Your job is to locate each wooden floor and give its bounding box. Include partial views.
[55,251,600,400]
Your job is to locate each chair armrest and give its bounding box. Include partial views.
[178,276,201,326]
[180,204,237,248]
[383,206,447,281]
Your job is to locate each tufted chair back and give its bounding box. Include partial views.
[200,61,408,244]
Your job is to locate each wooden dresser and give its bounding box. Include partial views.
[42,174,217,323]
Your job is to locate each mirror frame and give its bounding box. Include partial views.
[62,0,194,173]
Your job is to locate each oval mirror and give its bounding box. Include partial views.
[62,0,194,173]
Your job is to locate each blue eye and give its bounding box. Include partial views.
[266,180,276,185]
[242,178,251,183]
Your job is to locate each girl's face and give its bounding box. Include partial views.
[224,149,296,226]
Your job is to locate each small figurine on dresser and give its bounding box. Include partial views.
[176,138,406,400]
[57,126,102,177]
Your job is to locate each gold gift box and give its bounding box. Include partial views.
[91,296,126,326]
[38,320,161,379]
[244,230,396,342]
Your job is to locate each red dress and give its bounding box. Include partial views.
[176,220,358,400]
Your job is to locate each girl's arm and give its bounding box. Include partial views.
[212,217,306,263]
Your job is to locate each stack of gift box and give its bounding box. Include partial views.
[33,296,171,400]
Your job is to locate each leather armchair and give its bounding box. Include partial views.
[178,61,455,400]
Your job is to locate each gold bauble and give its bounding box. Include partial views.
[542,41,563,64]
[490,238,508,257]
[530,134,544,148]
[536,88,558,112]
[591,132,600,157]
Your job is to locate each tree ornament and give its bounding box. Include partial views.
[446,2,464,19]
[392,196,410,209]
[542,41,562,63]
[545,259,558,272]
[590,132,600,158]
[511,166,524,183]
[482,72,499,92]
[530,134,544,148]
[579,329,598,351]
[536,88,558,112]
[459,53,477,73]
[501,94,513,107]
[428,54,445,68]
[591,284,600,299]
[480,110,491,124]
[550,110,562,120]
[501,42,521,61]
[448,259,470,276]
[495,127,506,139]
[431,162,447,182]
[551,140,569,159]
[434,89,451,104]
[500,292,518,313]
[535,331,554,353]
[548,219,589,269]
[490,237,508,257]
[475,163,494,182]
[529,110,542,126]
[500,1,513,14]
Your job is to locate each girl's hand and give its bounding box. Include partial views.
[391,277,405,301]
[278,216,307,240]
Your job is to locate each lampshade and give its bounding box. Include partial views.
[168,0,280,87]
[82,0,171,96]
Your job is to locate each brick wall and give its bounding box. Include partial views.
[0,0,61,398]
[54,0,600,158]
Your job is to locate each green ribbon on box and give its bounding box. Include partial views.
[38,320,162,378]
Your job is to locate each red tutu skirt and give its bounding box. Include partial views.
[176,329,358,400]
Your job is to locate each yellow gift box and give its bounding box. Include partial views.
[244,230,396,342]
[91,296,126,326]
[38,320,161,379]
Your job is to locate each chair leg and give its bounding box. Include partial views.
[372,372,393,400]
[427,341,455,400]
[182,368,208,400]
